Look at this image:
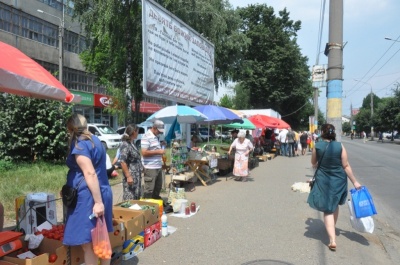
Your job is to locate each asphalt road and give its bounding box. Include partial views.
[120,139,399,265]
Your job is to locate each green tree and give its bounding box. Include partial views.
[374,85,400,139]
[234,4,313,126]
[74,0,143,124]
[0,95,72,162]
[218,94,234,108]
[342,121,351,134]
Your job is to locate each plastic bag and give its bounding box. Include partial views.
[347,200,374,233]
[91,215,112,260]
[350,186,377,218]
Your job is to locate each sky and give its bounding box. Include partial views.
[214,0,400,117]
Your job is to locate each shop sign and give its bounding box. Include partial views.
[71,90,94,106]
[94,94,113,108]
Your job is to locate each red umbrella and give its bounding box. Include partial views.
[0,41,80,103]
[248,114,290,129]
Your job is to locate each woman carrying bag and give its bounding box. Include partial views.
[307,124,361,251]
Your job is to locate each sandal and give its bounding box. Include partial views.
[241,177,248,182]
[328,242,336,251]
[234,177,242,181]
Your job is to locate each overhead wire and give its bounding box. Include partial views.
[346,34,400,98]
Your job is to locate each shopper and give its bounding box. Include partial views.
[228,131,254,182]
[119,124,143,200]
[307,123,361,251]
[141,120,166,199]
[64,114,113,265]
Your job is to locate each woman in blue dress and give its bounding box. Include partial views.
[63,114,113,265]
[307,124,361,251]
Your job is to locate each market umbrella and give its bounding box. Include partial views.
[0,41,80,103]
[248,114,290,129]
[193,105,244,143]
[146,105,208,124]
[193,105,243,125]
[224,118,256,130]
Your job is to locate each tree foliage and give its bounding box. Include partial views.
[0,95,72,162]
[374,85,400,135]
[233,5,313,127]
[73,0,143,123]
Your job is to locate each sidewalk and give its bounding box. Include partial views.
[118,154,396,264]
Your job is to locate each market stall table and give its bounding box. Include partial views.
[186,160,212,186]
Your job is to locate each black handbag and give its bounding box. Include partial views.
[62,178,84,208]
[309,142,330,189]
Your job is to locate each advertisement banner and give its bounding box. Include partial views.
[142,0,215,105]
[94,94,113,108]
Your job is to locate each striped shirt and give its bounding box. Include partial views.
[141,130,162,169]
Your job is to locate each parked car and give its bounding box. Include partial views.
[384,131,399,139]
[215,131,229,140]
[87,124,121,150]
[198,131,214,141]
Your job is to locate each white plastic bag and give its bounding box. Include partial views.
[347,200,374,233]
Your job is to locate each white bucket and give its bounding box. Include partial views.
[173,199,188,213]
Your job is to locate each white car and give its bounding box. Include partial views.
[116,122,153,149]
[88,123,121,150]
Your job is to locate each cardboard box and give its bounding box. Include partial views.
[121,232,144,260]
[0,260,18,265]
[3,237,84,265]
[140,199,163,218]
[109,219,126,248]
[144,221,161,248]
[114,200,160,227]
[15,193,57,235]
[112,208,144,239]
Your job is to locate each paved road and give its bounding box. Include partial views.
[117,148,397,265]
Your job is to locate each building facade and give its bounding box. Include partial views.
[0,0,167,128]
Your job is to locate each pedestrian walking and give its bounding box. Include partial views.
[307,123,362,251]
[228,131,254,182]
[378,131,383,143]
[362,131,367,143]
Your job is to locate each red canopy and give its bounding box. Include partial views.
[131,100,162,114]
[248,114,290,129]
[0,41,79,103]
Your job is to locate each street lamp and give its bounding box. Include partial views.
[354,79,374,140]
[37,9,64,84]
[384,37,400,42]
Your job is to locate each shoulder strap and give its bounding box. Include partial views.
[313,142,330,178]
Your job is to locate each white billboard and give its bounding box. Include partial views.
[142,0,215,105]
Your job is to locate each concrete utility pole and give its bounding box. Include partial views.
[325,0,343,142]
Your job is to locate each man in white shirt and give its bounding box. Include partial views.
[141,120,166,199]
[278,129,288,156]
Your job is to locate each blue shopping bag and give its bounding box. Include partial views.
[350,186,377,218]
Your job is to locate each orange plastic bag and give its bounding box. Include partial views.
[91,215,112,260]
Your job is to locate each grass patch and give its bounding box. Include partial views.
[0,141,229,221]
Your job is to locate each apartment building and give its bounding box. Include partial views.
[0,0,166,127]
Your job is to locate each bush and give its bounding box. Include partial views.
[0,160,13,172]
[0,95,72,162]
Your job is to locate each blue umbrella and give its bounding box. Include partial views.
[193,105,243,125]
[165,118,181,144]
[146,105,208,124]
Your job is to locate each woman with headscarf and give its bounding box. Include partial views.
[64,114,113,265]
[119,124,143,200]
[228,131,254,182]
[307,124,361,251]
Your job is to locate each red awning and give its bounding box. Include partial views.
[131,100,162,114]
